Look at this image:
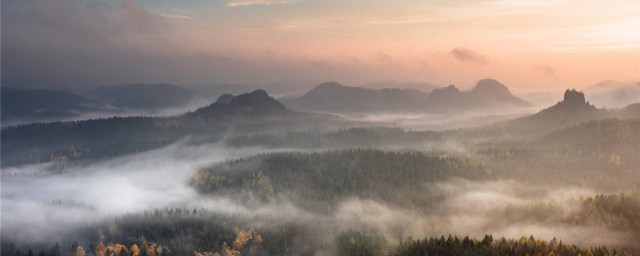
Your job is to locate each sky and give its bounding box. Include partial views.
[2,0,639,93]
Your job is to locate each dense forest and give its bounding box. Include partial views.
[2,89,639,256]
[192,149,490,211]
[4,0,640,255]
[0,90,346,168]
[223,127,443,149]
[392,234,623,256]
[4,208,637,256]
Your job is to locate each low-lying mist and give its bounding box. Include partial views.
[333,179,633,249]
[0,96,215,128]
[2,141,635,252]
[1,140,285,242]
[319,110,534,131]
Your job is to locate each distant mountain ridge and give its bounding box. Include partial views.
[283,82,429,113]
[2,84,200,124]
[1,88,100,124]
[471,79,530,106]
[357,81,439,92]
[1,90,336,167]
[83,83,194,110]
[284,78,529,113]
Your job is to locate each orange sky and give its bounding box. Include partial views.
[4,0,639,92]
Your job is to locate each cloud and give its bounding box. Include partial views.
[532,64,556,77]
[450,47,487,65]
[158,13,194,20]
[1,0,172,88]
[0,140,287,242]
[120,0,165,31]
[159,7,194,20]
[1,0,165,41]
[374,51,394,63]
[227,0,298,7]
[2,140,636,250]
[170,8,191,13]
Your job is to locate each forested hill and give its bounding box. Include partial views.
[0,90,339,167]
[1,88,101,123]
[426,79,530,112]
[468,89,639,137]
[192,149,491,211]
[542,118,640,151]
[188,90,291,119]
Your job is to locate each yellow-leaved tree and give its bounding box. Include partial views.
[75,246,86,256]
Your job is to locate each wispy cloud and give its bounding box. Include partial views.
[170,8,191,13]
[159,13,194,20]
[362,18,439,25]
[532,64,555,77]
[227,0,298,7]
[450,47,487,65]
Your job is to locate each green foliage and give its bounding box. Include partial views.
[543,119,640,151]
[570,193,640,235]
[487,192,640,246]
[393,235,622,256]
[224,127,442,149]
[336,230,388,256]
[0,116,189,167]
[193,149,489,210]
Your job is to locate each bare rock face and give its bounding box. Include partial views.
[563,89,586,105]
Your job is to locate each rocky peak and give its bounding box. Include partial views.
[472,79,511,96]
[215,94,235,104]
[563,89,586,105]
[228,90,286,112]
[190,90,289,119]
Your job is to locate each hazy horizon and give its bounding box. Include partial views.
[2,1,639,255]
[2,0,639,94]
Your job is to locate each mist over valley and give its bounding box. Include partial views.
[2,0,639,255]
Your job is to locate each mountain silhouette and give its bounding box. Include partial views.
[285,79,529,114]
[1,90,327,167]
[1,88,100,123]
[189,90,290,119]
[470,79,530,106]
[283,82,422,113]
[428,79,529,112]
[532,89,599,119]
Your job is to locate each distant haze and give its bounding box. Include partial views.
[2,0,639,93]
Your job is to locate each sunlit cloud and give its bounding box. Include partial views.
[2,0,639,90]
[227,0,298,7]
[450,48,487,65]
[159,13,194,20]
[532,65,556,77]
[170,8,191,13]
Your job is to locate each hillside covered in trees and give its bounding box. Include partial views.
[2,88,638,256]
[192,149,490,211]
[0,90,344,168]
